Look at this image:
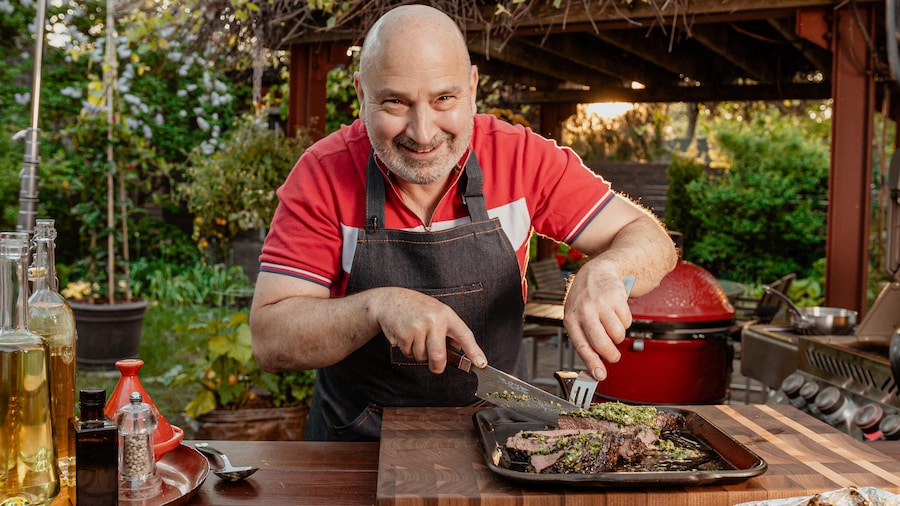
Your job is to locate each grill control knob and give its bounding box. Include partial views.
[780,373,807,409]
[814,386,857,426]
[799,382,821,414]
[853,403,884,440]
[880,414,900,440]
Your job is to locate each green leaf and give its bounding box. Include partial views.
[185,390,217,418]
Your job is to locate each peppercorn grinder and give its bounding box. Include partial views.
[115,391,163,502]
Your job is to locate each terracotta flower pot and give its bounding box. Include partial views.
[193,405,309,441]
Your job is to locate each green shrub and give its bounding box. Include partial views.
[178,116,313,259]
[169,310,316,418]
[664,154,705,247]
[682,111,829,283]
[137,263,250,308]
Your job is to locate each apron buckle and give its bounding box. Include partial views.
[365,215,378,233]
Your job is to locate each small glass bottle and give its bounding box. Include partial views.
[73,388,118,505]
[116,391,162,501]
[0,235,60,504]
[29,218,78,487]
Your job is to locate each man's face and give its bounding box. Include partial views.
[356,45,477,185]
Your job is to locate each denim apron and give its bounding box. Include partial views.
[305,151,527,441]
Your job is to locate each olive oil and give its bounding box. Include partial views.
[29,302,76,486]
[0,340,59,503]
[28,219,78,488]
[0,236,59,504]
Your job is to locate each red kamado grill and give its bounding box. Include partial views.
[597,259,736,404]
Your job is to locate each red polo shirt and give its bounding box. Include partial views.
[260,113,615,298]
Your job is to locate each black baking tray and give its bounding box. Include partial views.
[473,407,767,487]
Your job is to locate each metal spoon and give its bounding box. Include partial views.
[195,443,259,481]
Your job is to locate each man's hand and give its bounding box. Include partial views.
[371,287,488,374]
[562,266,634,381]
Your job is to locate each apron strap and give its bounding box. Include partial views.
[364,151,385,233]
[364,149,491,229]
[460,152,489,222]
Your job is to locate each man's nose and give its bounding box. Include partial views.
[406,107,439,145]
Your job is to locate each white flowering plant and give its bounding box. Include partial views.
[0,1,245,301]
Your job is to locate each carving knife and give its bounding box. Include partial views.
[447,276,636,426]
[447,345,579,426]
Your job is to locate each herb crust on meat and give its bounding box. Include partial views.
[505,403,692,474]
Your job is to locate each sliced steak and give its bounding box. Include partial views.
[506,429,582,454]
[654,410,685,432]
[506,430,640,474]
[557,403,685,450]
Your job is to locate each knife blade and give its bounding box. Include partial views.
[449,276,636,425]
[447,345,579,426]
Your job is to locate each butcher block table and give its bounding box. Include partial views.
[184,404,900,505]
[184,440,378,505]
[376,405,900,505]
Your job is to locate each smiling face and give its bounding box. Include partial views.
[356,6,477,185]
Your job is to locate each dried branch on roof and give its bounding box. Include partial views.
[168,0,693,55]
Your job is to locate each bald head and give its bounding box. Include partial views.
[354,5,477,187]
[359,5,471,77]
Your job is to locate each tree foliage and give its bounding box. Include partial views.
[179,116,313,259]
[677,107,830,283]
[562,103,668,161]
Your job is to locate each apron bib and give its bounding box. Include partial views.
[306,151,526,441]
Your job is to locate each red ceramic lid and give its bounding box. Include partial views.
[628,260,735,323]
[105,359,184,460]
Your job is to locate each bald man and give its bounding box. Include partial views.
[250,5,677,441]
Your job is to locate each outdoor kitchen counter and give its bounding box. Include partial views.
[186,405,900,505]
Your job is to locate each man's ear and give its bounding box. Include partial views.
[354,72,365,116]
[469,64,479,112]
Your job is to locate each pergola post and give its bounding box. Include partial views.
[535,103,578,260]
[825,3,875,315]
[287,42,352,140]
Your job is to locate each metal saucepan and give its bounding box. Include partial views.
[763,286,857,335]
[890,329,900,387]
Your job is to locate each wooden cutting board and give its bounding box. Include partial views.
[376,404,900,505]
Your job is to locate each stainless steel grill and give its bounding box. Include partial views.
[798,337,900,406]
[740,152,900,441]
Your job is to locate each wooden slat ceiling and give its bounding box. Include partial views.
[284,0,889,105]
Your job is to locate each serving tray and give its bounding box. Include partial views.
[120,444,209,505]
[473,407,767,487]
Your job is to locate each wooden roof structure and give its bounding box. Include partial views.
[281,0,895,315]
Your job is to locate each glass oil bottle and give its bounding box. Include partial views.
[0,235,60,504]
[28,218,78,488]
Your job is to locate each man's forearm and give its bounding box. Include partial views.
[591,216,676,295]
[576,214,677,296]
[251,291,383,372]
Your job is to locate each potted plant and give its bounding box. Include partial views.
[51,6,162,369]
[179,116,312,282]
[55,110,160,368]
[170,309,316,441]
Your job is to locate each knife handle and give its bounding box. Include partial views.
[623,275,636,295]
[446,345,473,373]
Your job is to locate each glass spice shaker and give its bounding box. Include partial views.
[115,391,162,501]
